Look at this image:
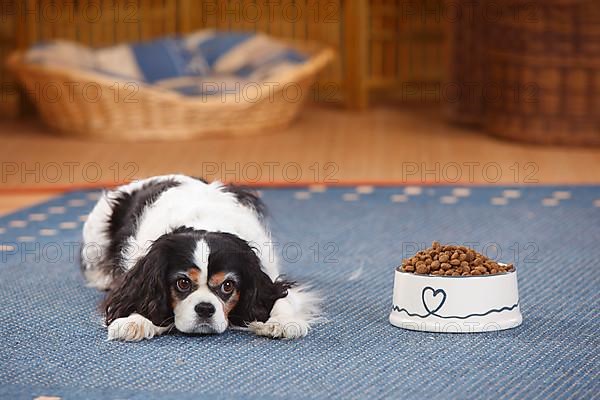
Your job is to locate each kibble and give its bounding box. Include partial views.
[400,241,515,276]
[416,264,429,274]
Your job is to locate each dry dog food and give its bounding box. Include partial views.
[400,241,515,276]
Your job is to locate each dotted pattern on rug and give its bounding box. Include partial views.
[0,186,599,400]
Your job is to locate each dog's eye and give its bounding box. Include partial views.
[176,278,192,292]
[221,280,235,294]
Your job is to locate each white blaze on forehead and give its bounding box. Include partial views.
[193,239,211,285]
[174,238,229,334]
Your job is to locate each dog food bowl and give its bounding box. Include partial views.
[389,264,522,333]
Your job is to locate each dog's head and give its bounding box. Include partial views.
[104,228,291,334]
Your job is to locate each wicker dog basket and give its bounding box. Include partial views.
[484,0,600,145]
[7,42,334,141]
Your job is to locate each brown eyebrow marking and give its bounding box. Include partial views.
[187,267,201,284]
[209,271,227,287]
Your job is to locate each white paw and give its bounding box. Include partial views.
[248,318,309,339]
[107,313,168,341]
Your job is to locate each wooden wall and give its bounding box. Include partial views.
[1,0,19,117]
[0,0,447,116]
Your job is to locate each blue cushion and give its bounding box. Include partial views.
[195,32,254,67]
[130,38,192,83]
[26,30,309,97]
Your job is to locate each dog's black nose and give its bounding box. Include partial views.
[195,302,215,318]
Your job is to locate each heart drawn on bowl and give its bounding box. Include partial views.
[421,287,447,316]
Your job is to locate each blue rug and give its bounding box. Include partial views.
[1,185,599,400]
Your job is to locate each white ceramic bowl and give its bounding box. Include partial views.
[389,264,522,333]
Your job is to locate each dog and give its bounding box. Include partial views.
[81,174,320,341]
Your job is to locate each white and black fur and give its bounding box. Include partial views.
[81,174,320,341]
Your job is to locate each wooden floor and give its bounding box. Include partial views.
[1,104,599,215]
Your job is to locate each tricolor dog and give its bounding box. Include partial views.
[81,175,319,341]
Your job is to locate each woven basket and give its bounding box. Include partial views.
[484,0,600,145]
[7,42,334,141]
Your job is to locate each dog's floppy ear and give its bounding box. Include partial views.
[228,251,293,326]
[103,247,172,327]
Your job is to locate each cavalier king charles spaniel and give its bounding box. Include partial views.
[81,174,320,341]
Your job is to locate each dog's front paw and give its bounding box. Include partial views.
[107,313,168,341]
[248,318,309,339]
